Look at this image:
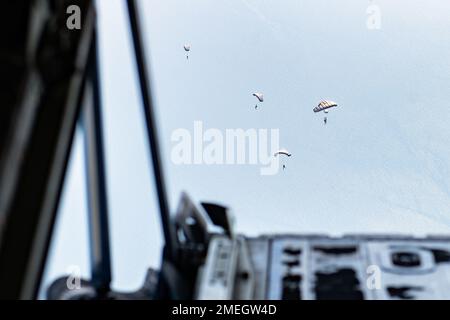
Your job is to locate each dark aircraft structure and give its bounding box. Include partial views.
[1,0,450,300]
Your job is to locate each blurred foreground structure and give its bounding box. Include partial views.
[0,0,93,299]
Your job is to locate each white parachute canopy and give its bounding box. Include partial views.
[253,92,264,103]
[313,100,338,113]
[183,44,191,52]
[274,149,292,157]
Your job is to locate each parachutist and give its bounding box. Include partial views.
[255,105,258,109]
[283,165,286,170]
[324,117,327,125]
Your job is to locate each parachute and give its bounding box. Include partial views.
[253,92,264,102]
[253,92,263,109]
[274,149,291,157]
[274,149,291,171]
[313,100,338,113]
[184,44,191,59]
[314,100,338,125]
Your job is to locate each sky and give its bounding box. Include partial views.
[41,0,450,296]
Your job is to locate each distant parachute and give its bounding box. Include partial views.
[184,44,191,59]
[314,100,338,125]
[253,92,263,109]
[313,100,338,113]
[274,149,291,171]
[274,149,291,157]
